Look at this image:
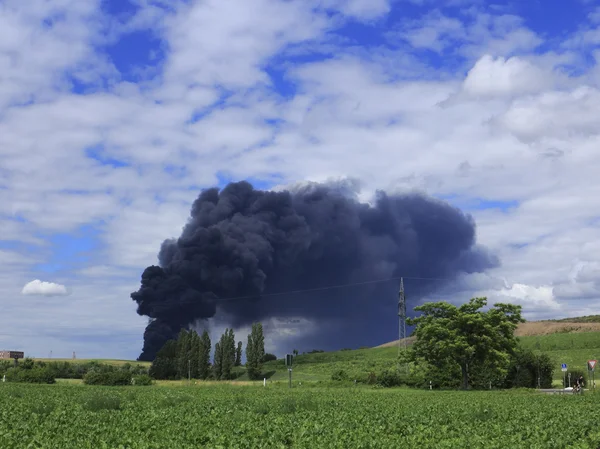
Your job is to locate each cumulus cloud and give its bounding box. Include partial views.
[2,0,600,358]
[21,280,70,297]
[462,55,549,98]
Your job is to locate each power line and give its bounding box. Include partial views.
[215,275,450,302]
[145,274,453,308]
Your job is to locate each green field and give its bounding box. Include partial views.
[244,332,600,384]
[34,359,151,367]
[1,383,598,448]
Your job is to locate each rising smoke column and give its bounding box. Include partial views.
[131,180,498,360]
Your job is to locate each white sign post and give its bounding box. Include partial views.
[561,364,567,388]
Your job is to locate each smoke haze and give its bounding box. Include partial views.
[131,180,498,360]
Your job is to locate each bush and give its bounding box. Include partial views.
[83,370,132,386]
[132,374,153,386]
[4,367,55,384]
[331,369,348,381]
[566,369,587,387]
[377,369,402,388]
[262,353,277,363]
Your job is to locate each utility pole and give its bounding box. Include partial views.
[188,359,191,385]
[398,277,408,373]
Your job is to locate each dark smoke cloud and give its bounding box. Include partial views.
[131,180,498,360]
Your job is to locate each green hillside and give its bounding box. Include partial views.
[253,332,600,385]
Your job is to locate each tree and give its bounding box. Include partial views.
[213,341,222,380]
[262,353,277,362]
[220,329,236,380]
[235,341,243,366]
[407,297,523,390]
[198,330,211,380]
[189,331,200,378]
[245,322,265,380]
[176,329,191,379]
[149,340,178,380]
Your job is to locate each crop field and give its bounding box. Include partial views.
[1,383,599,448]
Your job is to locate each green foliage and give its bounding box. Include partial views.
[213,341,223,380]
[132,374,154,386]
[221,329,236,380]
[331,369,348,381]
[235,341,242,366]
[83,370,132,386]
[149,339,179,380]
[199,330,211,380]
[80,393,122,412]
[177,329,191,379]
[407,297,524,389]
[262,353,277,363]
[1,385,600,447]
[4,367,55,384]
[566,369,588,387]
[246,322,265,380]
[503,349,554,389]
[20,358,35,370]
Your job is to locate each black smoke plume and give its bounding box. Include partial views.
[131,180,498,361]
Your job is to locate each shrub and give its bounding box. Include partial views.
[262,353,277,363]
[331,369,348,381]
[566,369,587,387]
[377,369,402,388]
[132,374,153,386]
[4,367,55,384]
[83,370,131,386]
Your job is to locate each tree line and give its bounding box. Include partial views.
[150,322,266,381]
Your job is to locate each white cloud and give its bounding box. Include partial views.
[462,55,549,98]
[1,0,600,358]
[21,280,70,297]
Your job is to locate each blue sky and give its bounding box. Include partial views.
[1,0,600,359]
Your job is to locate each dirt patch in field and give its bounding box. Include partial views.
[375,321,600,348]
[514,321,600,336]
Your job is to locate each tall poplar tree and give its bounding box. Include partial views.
[245,322,265,380]
[213,341,223,380]
[177,329,191,379]
[221,328,236,379]
[198,330,211,380]
[235,341,242,366]
[189,331,200,378]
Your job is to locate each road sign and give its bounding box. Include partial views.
[286,354,293,367]
[588,360,597,371]
[561,363,567,372]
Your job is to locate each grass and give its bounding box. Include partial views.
[246,332,600,384]
[34,358,151,367]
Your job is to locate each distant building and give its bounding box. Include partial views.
[0,351,24,359]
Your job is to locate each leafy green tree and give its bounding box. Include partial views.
[198,330,211,380]
[177,329,191,379]
[503,348,554,389]
[262,353,277,362]
[407,297,523,390]
[235,341,243,366]
[213,341,223,380]
[246,322,265,380]
[189,331,201,378]
[218,328,236,380]
[149,340,178,380]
